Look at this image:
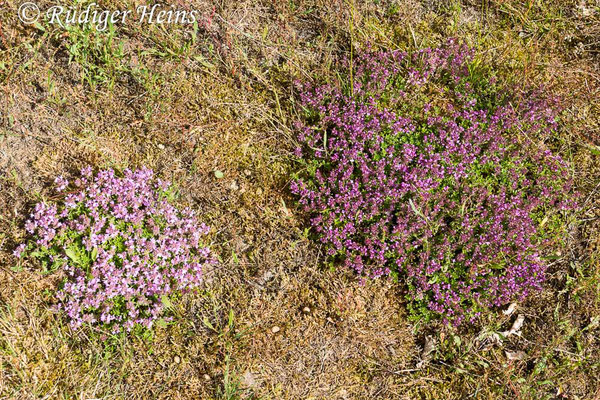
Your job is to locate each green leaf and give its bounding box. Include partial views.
[228,309,234,329]
[453,334,461,347]
[156,318,168,328]
[409,198,426,220]
[91,247,98,261]
[51,258,65,272]
[214,170,224,179]
[10,263,23,272]
[65,247,80,264]
[203,317,215,331]
[161,295,173,309]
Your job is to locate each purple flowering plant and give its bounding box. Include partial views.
[15,166,214,333]
[291,40,577,325]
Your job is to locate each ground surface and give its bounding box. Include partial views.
[1,0,599,399]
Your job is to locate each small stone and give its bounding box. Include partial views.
[271,326,280,333]
[174,355,181,364]
[230,181,239,191]
[157,143,165,149]
[302,307,311,314]
[505,350,527,361]
[416,335,436,369]
[503,314,525,337]
[503,303,517,316]
[242,370,256,387]
[203,374,211,381]
[244,169,251,176]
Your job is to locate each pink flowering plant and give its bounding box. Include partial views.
[15,167,214,333]
[291,40,577,325]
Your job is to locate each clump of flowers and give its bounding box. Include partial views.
[15,166,214,333]
[292,40,577,325]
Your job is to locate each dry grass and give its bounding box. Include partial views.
[1,0,599,398]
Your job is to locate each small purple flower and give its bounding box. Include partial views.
[13,243,26,258]
[81,165,93,178]
[54,176,69,192]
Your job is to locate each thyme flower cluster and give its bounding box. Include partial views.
[292,41,576,324]
[15,167,214,333]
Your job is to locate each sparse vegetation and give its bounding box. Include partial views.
[1,0,599,399]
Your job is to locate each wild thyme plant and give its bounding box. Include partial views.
[15,167,214,333]
[292,40,576,325]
